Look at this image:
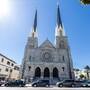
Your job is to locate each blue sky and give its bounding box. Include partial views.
[0,0,90,69]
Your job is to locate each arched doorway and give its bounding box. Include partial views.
[44,67,50,78]
[35,67,41,77]
[53,67,58,78]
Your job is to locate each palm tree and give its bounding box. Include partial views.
[84,65,90,80]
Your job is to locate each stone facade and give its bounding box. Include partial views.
[21,5,74,83]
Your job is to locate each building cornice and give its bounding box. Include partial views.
[0,53,16,64]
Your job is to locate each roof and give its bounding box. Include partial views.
[0,53,16,64]
[39,39,55,48]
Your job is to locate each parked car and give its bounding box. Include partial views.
[32,79,50,87]
[5,80,25,87]
[0,81,3,86]
[0,80,5,86]
[80,80,90,87]
[56,79,75,87]
[72,80,90,87]
[57,79,90,87]
[86,80,90,87]
[74,80,87,87]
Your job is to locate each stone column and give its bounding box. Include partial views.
[41,66,44,79]
[50,67,53,85]
[41,72,44,79]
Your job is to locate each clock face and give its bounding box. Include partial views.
[42,52,52,62]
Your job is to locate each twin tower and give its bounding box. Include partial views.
[21,5,74,83]
[29,5,65,48]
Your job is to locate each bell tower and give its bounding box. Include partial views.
[55,4,67,49]
[55,4,74,79]
[21,10,38,79]
[27,10,38,48]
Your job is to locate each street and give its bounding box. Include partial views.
[0,87,90,90]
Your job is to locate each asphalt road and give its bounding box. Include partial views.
[0,87,90,90]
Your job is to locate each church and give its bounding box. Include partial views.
[21,5,74,83]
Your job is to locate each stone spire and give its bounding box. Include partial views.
[33,10,37,32]
[55,4,65,37]
[31,10,38,37]
[57,4,63,28]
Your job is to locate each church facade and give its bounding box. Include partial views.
[21,5,74,83]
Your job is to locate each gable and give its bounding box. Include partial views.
[39,39,55,49]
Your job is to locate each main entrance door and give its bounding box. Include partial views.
[44,67,50,78]
[53,67,58,78]
[35,67,41,77]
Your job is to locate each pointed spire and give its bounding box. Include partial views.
[33,10,37,32]
[57,4,63,28]
[55,4,65,37]
[30,10,38,38]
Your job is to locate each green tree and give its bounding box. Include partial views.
[79,74,85,79]
[80,0,90,5]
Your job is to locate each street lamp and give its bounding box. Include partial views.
[80,0,90,5]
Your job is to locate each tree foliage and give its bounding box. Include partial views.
[79,74,85,79]
[80,0,90,4]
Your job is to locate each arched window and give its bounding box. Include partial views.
[62,56,65,62]
[29,56,31,62]
[53,67,58,78]
[59,41,65,49]
[62,67,65,71]
[28,66,31,71]
[44,67,50,78]
[35,67,41,77]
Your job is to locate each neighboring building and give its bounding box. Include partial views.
[74,68,90,80]
[0,53,20,80]
[21,5,74,83]
[74,68,82,80]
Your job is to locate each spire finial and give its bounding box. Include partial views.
[33,10,37,32]
[57,4,63,28]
